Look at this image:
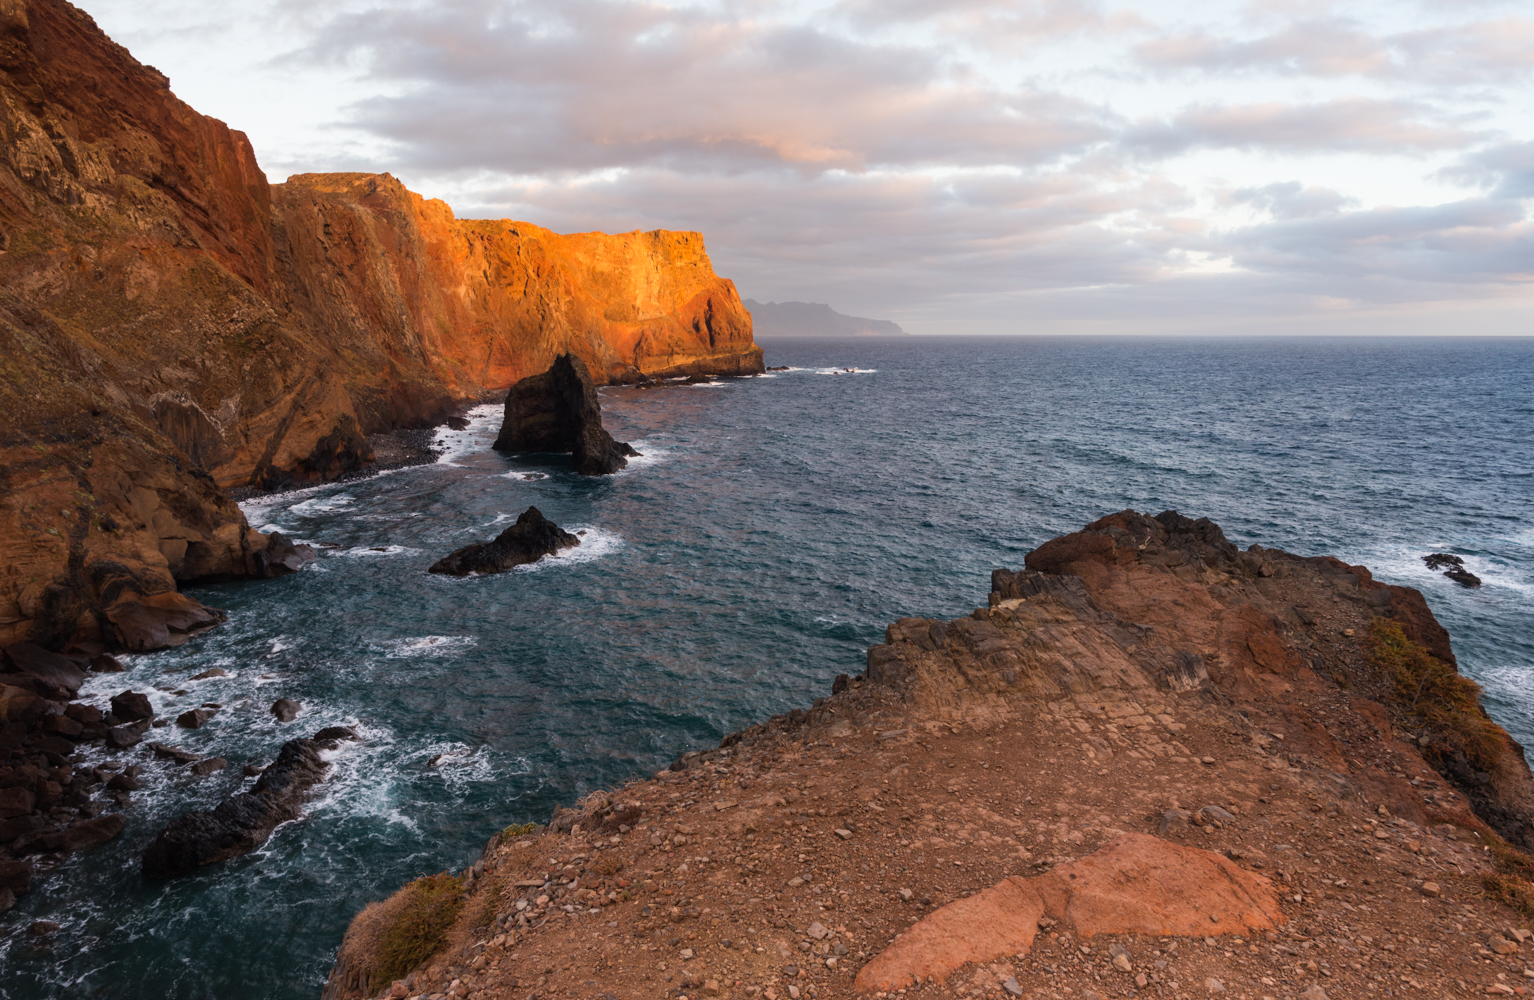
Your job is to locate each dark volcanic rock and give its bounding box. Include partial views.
[428,507,580,576]
[141,729,356,878]
[271,698,301,723]
[1424,553,1482,588]
[17,814,125,855]
[2,643,87,699]
[110,691,154,722]
[492,354,640,475]
[177,708,217,729]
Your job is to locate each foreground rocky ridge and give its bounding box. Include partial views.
[326,511,1534,1000]
[0,0,760,653]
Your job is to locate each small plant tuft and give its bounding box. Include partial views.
[500,821,537,842]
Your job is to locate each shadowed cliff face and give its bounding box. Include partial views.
[0,0,760,652]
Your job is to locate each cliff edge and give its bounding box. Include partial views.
[323,511,1534,1000]
[0,0,760,653]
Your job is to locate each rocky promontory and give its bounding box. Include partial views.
[325,511,1534,1000]
[493,354,639,476]
[0,0,761,655]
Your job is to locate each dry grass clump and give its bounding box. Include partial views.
[592,853,625,877]
[1369,619,1503,769]
[354,873,465,993]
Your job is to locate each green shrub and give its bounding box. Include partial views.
[500,821,537,842]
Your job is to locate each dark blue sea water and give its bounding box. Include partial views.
[3,336,1531,999]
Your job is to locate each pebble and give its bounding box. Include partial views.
[1002,978,1023,997]
[1113,952,1132,972]
[834,828,853,839]
[1421,882,1441,897]
[1200,756,1216,765]
[1299,987,1329,1000]
[1205,976,1225,992]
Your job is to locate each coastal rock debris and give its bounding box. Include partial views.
[427,507,579,576]
[493,354,639,476]
[142,727,358,878]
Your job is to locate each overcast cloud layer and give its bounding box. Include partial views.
[91,0,1533,334]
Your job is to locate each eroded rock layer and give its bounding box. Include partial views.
[325,511,1534,1000]
[0,0,760,651]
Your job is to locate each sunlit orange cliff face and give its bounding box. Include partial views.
[0,0,761,652]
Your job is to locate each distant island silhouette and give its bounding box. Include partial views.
[743,299,908,337]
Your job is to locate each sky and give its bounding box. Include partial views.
[86,0,1534,335]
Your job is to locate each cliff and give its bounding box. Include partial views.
[324,512,1534,1000]
[0,0,760,653]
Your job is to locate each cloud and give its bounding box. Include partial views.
[1228,182,1358,219]
[1125,97,1483,156]
[1134,14,1534,85]
[1441,141,1534,199]
[298,0,1112,176]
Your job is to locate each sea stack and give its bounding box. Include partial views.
[428,507,580,576]
[493,355,640,475]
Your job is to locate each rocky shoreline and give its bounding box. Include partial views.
[320,511,1534,1000]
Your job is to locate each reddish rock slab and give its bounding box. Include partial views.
[1038,833,1285,938]
[854,833,1283,992]
[854,875,1044,991]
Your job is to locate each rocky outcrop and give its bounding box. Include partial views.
[0,0,759,652]
[1425,552,1482,588]
[427,507,579,576]
[326,510,1534,1000]
[0,642,131,873]
[141,726,357,879]
[492,354,638,475]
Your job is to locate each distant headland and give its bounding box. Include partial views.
[743,300,909,338]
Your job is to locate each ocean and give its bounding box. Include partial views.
[3,336,1531,999]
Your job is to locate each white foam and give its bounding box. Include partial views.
[619,441,669,472]
[515,525,624,571]
[434,403,503,467]
[812,366,877,375]
[332,544,421,558]
[690,381,727,388]
[288,493,355,517]
[381,636,477,658]
[1360,545,1534,598]
[501,471,550,481]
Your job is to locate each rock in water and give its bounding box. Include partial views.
[428,507,580,576]
[493,354,640,475]
[141,730,353,878]
[1423,553,1482,587]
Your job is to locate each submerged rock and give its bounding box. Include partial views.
[141,728,357,878]
[492,354,640,476]
[428,507,579,577]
